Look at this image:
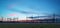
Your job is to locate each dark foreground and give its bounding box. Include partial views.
[0,23,60,28]
[0,18,59,28]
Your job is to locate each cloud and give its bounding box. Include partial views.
[8,14,17,16]
[8,8,37,14]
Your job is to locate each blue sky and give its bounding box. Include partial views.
[0,0,60,18]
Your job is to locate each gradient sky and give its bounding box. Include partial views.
[0,0,60,18]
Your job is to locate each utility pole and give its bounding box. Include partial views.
[52,13,55,23]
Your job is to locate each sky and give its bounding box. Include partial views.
[0,0,60,19]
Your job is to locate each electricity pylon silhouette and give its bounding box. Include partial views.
[52,13,55,23]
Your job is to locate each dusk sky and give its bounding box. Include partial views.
[0,0,60,19]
